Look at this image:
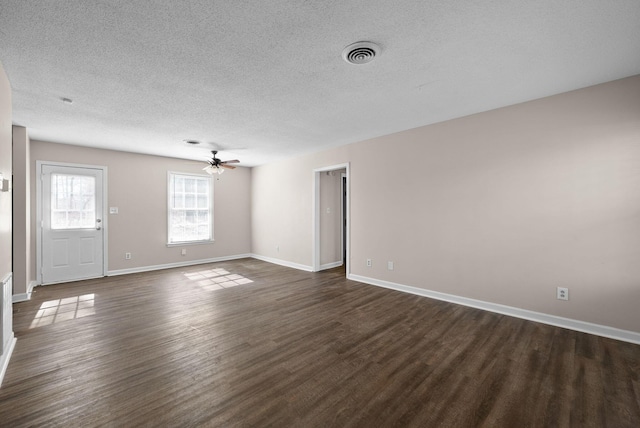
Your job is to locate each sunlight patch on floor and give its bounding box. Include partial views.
[183,268,253,291]
[30,293,96,328]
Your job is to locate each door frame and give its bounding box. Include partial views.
[36,160,109,285]
[312,162,349,274]
[341,172,347,264]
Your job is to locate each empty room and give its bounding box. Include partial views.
[1,1,639,426]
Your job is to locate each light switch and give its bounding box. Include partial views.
[109,207,119,214]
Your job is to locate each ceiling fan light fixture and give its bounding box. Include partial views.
[204,150,238,174]
[203,164,224,175]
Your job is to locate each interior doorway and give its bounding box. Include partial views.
[342,173,347,264]
[312,163,349,275]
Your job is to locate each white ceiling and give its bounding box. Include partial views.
[1,1,639,166]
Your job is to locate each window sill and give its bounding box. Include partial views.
[166,240,214,247]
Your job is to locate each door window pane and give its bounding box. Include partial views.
[51,174,96,229]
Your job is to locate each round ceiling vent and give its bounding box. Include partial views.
[342,41,381,65]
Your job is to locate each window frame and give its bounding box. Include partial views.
[167,171,214,246]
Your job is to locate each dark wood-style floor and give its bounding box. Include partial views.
[1,259,639,427]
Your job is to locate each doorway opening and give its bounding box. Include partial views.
[312,163,349,275]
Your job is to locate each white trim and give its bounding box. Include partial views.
[108,253,251,276]
[251,254,313,272]
[1,273,16,387]
[166,240,214,248]
[341,172,346,267]
[348,274,640,345]
[102,169,109,277]
[0,334,16,387]
[312,163,350,275]
[12,294,29,303]
[320,261,343,271]
[36,161,109,284]
[312,171,319,271]
[167,171,214,245]
[12,281,36,303]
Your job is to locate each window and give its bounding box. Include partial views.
[168,172,213,244]
[51,173,96,229]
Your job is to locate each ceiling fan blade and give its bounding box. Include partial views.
[221,159,240,164]
[220,164,236,169]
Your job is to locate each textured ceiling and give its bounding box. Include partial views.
[1,1,639,166]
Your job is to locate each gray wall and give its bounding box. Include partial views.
[27,142,252,283]
[252,76,640,334]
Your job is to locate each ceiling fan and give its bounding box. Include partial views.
[203,150,239,175]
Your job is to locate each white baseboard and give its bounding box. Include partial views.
[12,294,29,303]
[348,274,640,345]
[107,254,253,276]
[320,261,343,271]
[12,280,36,303]
[0,334,16,387]
[250,254,313,272]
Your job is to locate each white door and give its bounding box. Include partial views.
[40,164,105,284]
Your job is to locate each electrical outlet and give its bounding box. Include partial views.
[387,261,394,270]
[557,287,569,301]
[125,252,131,260]
[181,248,187,256]
[366,259,372,267]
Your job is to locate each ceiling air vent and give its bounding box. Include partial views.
[342,41,381,65]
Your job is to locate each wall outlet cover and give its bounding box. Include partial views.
[557,287,569,301]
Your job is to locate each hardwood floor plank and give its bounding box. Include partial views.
[1,259,639,427]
